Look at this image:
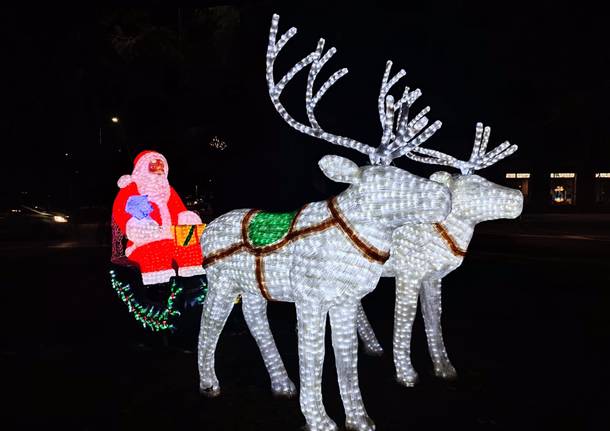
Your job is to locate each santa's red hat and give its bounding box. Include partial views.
[117,150,165,189]
[133,150,156,167]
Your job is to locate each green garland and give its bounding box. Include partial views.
[109,269,208,332]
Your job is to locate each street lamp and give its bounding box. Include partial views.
[100,116,120,146]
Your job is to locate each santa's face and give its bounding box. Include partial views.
[149,158,165,175]
[132,152,170,203]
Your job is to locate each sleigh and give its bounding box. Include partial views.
[109,220,208,332]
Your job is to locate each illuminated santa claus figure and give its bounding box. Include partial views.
[112,150,205,285]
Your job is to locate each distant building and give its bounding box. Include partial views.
[502,170,610,213]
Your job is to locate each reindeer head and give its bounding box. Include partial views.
[411,123,523,223]
[430,171,522,222]
[267,14,450,225]
[319,155,450,227]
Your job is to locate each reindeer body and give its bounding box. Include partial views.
[198,159,450,431]
[358,172,523,386]
[197,13,456,430]
[201,199,389,304]
[241,173,523,392]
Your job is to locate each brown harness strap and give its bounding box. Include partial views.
[241,209,259,244]
[327,197,390,264]
[434,223,467,257]
[203,197,391,300]
[204,243,246,266]
[254,255,272,301]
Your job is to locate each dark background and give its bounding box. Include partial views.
[2,1,607,214]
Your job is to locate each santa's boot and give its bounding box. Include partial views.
[177,265,205,278]
[141,268,176,286]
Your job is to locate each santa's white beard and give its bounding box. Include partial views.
[132,175,173,236]
[134,175,171,206]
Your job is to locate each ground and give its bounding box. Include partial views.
[1,215,609,430]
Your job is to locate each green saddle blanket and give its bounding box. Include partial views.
[248,210,298,247]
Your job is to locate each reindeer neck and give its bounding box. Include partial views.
[334,193,392,253]
[438,211,476,253]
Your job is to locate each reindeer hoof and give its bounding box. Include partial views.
[346,415,376,431]
[199,384,221,397]
[434,364,458,381]
[396,370,419,387]
[300,418,339,431]
[272,379,297,398]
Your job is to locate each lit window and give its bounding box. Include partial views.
[549,173,576,205]
[553,186,566,203]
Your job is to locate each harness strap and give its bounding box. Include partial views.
[254,256,271,301]
[434,223,467,257]
[327,197,390,264]
[204,197,391,300]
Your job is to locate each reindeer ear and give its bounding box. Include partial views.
[430,171,453,186]
[318,155,361,184]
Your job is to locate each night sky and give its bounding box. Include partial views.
[2,1,608,214]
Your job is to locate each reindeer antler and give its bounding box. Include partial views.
[267,14,376,159]
[267,14,442,165]
[373,61,443,166]
[407,122,518,175]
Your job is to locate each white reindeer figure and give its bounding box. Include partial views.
[239,124,523,391]
[355,122,524,386]
[197,14,451,431]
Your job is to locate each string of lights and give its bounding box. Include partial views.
[109,270,183,332]
[109,270,208,332]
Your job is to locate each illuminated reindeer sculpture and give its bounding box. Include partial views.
[354,123,524,386]
[244,126,523,389]
[197,14,451,431]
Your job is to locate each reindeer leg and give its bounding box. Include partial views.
[197,275,235,397]
[330,302,375,431]
[241,293,297,398]
[393,274,421,387]
[356,302,384,356]
[421,277,457,380]
[296,300,337,431]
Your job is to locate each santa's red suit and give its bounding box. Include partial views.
[112,150,205,285]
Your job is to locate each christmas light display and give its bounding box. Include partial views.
[112,150,206,285]
[245,124,522,393]
[209,136,227,151]
[109,269,182,331]
[197,14,451,431]
[109,270,207,331]
[354,122,524,386]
